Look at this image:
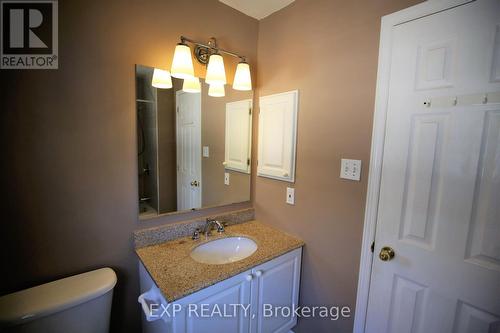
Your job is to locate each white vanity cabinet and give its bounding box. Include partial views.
[139,247,302,333]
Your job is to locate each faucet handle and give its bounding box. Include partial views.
[192,228,201,240]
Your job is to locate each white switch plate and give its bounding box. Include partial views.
[340,159,362,181]
[286,187,295,205]
[224,172,230,185]
[203,146,210,157]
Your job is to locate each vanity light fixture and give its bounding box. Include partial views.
[205,54,226,85]
[208,83,225,97]
[183,77,201,93]
[171,42,195,79]
[151,68,173,89]
[171,36,251,95]
[233,61,252,91]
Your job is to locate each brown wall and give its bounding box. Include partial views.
[253,0,421,332]
[0,1,257,331]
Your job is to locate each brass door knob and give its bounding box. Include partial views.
[190,180,199,187]
[379,246,395,261]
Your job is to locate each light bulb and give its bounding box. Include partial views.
[208,83,225,97]
[183,77,201,93]
[233,61,252,91]
[151,68,172,89]
[205,54,226,85]
[171,43,194,79]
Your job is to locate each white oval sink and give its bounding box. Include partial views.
[190,237,258,265]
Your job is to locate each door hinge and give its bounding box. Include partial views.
[370,241,375,253]
[176,106,179,113]
[247,158,250,166]
[249,107,252,115]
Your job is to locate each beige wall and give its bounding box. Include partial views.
[253,0,421,332]
[0,1,257,331]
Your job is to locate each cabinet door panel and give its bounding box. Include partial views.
[172,270,252,333]
[225,99,252,173]
[251,248,302,333]
[258,90,298,182]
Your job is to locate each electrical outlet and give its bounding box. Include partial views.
[203,146,209,157]
[286,187,295,205]
[224,172,230,185]
[340,159,362,181]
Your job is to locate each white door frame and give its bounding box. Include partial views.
[353,1,475,332]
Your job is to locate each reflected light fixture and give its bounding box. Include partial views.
[232,61,252,91]
[170,42,195,79]
[183,77,201,93]
[205,54,226,85]
[151,68,173,89]
[208,83,225,97]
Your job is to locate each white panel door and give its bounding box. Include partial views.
[251,248,302,333]
[176,91,201,211]
[258,90,298,182]
[365,1,500,333]
[224,99,252,174]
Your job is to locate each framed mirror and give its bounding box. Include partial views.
[136,65,253,219]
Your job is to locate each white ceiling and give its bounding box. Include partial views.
[219,0,295,20]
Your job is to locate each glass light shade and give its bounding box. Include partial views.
[183,77,201,93]
[171,43,194,79]
[151,68,172,89]
[205,54,226,85]
[208,83,225,97]
[232,62,252,91]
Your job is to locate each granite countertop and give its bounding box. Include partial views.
[135,220,304,302]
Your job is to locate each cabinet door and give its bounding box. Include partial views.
[251,248,302,333]
[172,269,253,333]
[257,90,298,182]
[224,99,252,174]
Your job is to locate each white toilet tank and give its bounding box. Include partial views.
[0,267,117,333]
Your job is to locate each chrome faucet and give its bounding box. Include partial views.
[191,218,226,240]
[203,218,225,236]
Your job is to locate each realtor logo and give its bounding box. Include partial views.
[1,0,58,69]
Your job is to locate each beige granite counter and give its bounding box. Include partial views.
[135,220,304,302]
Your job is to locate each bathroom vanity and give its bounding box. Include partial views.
[136,220,303,333]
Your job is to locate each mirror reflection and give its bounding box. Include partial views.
[136,65,252,218]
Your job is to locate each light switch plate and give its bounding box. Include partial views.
[224,172,230,185]
[340,159,362,181]
[286,187,295,205]
[203,146,210,158]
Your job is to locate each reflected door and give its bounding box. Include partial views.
[366,1,500,332]
[176,91,202,211]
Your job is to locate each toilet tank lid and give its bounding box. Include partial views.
[0,267,117,325]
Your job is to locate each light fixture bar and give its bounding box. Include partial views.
[180,36,246,61]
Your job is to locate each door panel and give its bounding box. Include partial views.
[465,111,500,271]
[176,91,201,211]
[366,1,500,332]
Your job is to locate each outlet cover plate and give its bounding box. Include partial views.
[286,187,295,205]
[340,159,362,181]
